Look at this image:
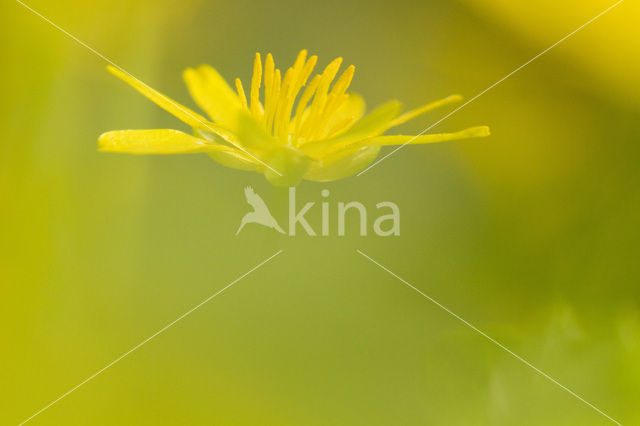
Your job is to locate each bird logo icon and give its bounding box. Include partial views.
[236,187,285,235]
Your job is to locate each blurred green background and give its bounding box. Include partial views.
[2,0,639,424]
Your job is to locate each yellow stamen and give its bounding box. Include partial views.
[274,51,309,141]
[287,56,318,140]
[315,65,355,138]
[329,65,355,98]
[250,53,263,118]
[266,68,281,134]
[274,67,295,139]
[290,50,308,84]
[263,54,275,129]
[263,54,275,102]
[315,94,345,138]
[299,57,343,139]
[235,78,248,110]
[300,56,318,88]
[292,74,321,138]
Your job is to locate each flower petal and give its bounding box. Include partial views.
[207,151,261,171]
[322,93,366,138]
[304,145,381,182]
[99,129,239,154]
[183,65,243,129]
[234,111,279,151]
[367,126,490,146]
[107,66,210,129]
[331,100,401,139]
[386,94,462,129]
[301,100,401,158]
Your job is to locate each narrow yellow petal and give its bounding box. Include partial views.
[386,94,462,129]
[367,126,490,146]
[98,129,227,154]
[107,66,209,129]
[106,65,250,152]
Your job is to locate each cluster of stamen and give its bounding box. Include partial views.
[233,50,355,147]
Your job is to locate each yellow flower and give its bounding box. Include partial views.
[99,50,489,186]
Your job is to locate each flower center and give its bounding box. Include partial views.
[234,50,356,147]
